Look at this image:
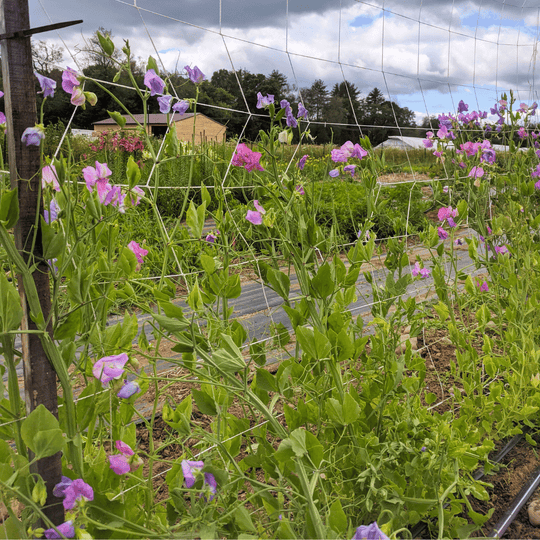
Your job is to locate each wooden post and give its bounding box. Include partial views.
[0,0,63,526]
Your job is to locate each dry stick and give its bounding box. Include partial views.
[0,0,63,525]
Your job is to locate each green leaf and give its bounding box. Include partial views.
[147,56,160,75]
[126,155,141,188]
[54,308,81,340]
[200,254,216,275]
[296,325,331,360]
[187,201,206,239]
[424,392,437,405]
[265,267,290,301]
[255,368,277,393]
[0,188,18,229]
[153,313,189,336]
[108,110,126,128]
[342,393,360,424]
[325,398,344,425]
[0,273,22,333]
[192,388,218,416]
[118,247,137,277]
[250,341,266,367]
[475,304,490,327]
[234,506,256,533]
[21,405,65,458]
[310,263,334,299]
[41,217,65,260]
[224,274,241,299]
[433,301,450,321]
[328,499,347,535]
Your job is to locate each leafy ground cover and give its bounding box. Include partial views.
[3,34,540,539]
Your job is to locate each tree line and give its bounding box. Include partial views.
[26,31,420,146]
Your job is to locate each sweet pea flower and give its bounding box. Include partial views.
[280,99,290,110]
[109,441,137,475]
[173,100,189,115]
[231,143,264,172]
[518,126,527,139]
[44,521,75,539]
[351,143,368,159]
[62,479,93,510]
[246,209,262,225]
[438,206,458,222]
[83,161,113,203]
[477,280,489,292]
[44,199,60,224]
[128,241,148,264]
[412,262,430,278]
[285,107,297,128]
[144,69,165,96]
[35,72,56,98]
[329,169,340,178]
[495,245,509,255]
[295,185,305,195]
[158,95,173,114]
[184,65,205,84]
[297,102,308,119]
[61,67,80,94]
[70,87,86,107]
[469,166,484,179]
[117,379,140,399]
[53,476,73,498]
[182,460,204,488]
[256,92,274,108]
[21,125,45,146]
[457,100,468,113]
[357,230,370,240]
[297,154,308,170]
[438,227,448,240]
[42,164,61,191]
[443,186,449,193]
[455,238,464,246]
[331,148,348,162]
[352,522,390,540]
[93,353,129,386]
[344,164,357,176]
[109,453,130,475]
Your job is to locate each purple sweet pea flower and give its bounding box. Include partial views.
[204,472,217,501]
[280,99,290,110]
[173,100,189,115]
[44,521,75,539]
[256,92,274,108]
[297,154,308,170]
[285,107,297,128]
[53,476,73,498]
[184,65,205,85]
[21,125,45,146]
[44,199,60,224]
[457,100,468,114]
[295,185,305,195]
[61,67,80,94]
[329,169,340,178]
[438,227,448,240]
[144,69,165,96]
[93,353,129,386]
[158,95,173,114]
[182,460,204,488]
[205,233,217,243]
[352,522,390,540]
[351,144,368,159]
[117,379,140,399]
[455,238,464,246]
[35,72,56,98]
[344,164,357,176]
[495,245,509,255]
[421,446,427,452]
[128,241,149,264]
[63,479,94,510]
[297,103,308,119]
[477,280,489,292]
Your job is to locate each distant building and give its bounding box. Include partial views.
[71,129,95,138]
[93,113,226,144]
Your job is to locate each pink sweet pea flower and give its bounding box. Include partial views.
[70,87,85,107]
[42,164,61,191]
[246,210,263,225]
[437,206,458,222]
[231,143,264,172]
[469,166,484,179]
[128,241,149,264]
[109,454,130,475]
[477,280,489,292]
[93,353,129,386]
[412,262,430,278]
[83,161,113,203]
[351,143,368,159]
[331,148,348,162]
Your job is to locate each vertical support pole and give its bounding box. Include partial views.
[0,0,63,526]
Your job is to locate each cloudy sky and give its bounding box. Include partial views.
[27,0,540,123]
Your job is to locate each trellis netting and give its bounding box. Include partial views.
[1,0,540,538]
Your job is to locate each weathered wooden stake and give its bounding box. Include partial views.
[0,0,63,525]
